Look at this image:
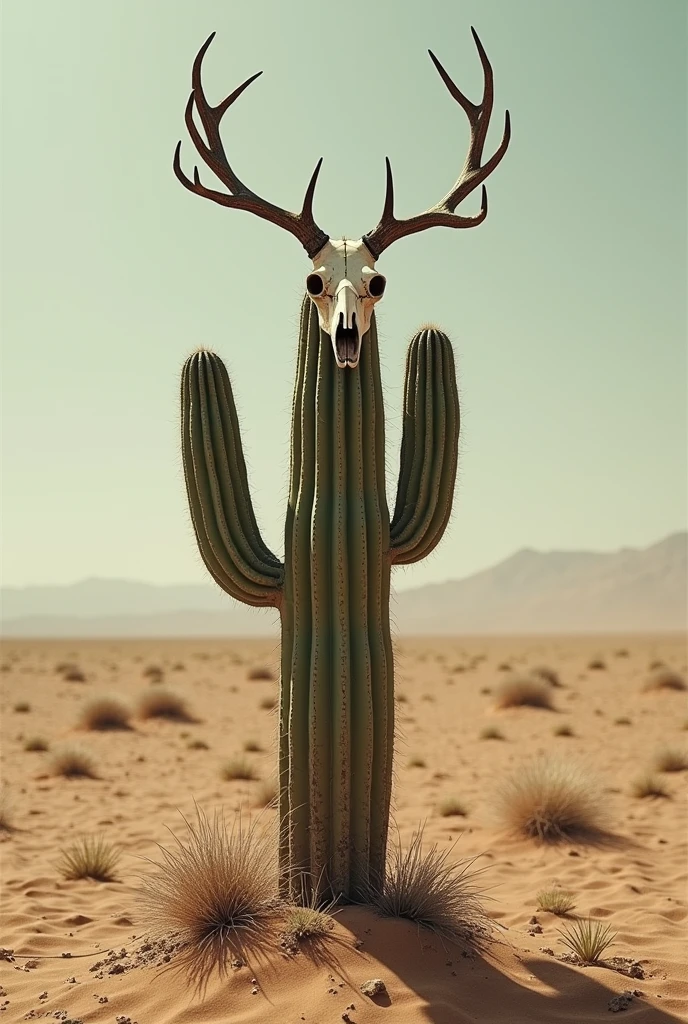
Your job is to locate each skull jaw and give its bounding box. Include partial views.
[333,321,361,369]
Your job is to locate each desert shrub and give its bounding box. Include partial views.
[497,662,511,671]
[259,696,277,711]
[479,726,504,740]
[643,669,686,693]
[253,779,278,808]
[554,724,574,738]
[172,662,186,671]
[654,747,688,773]
[614,649,629,658]
[49,744,97,778]
[281,889,336,950]
[143,664,164,683]
[24,736,49,752]
[62,665,86,682]
[558,918,615,963]
[649,658,665,670]
[496,758,604,841]
[536,888,576,915]
[247,666,274,681]
[137,809,279,973]
[13,702,30,713]
[587,658,606,671]
[408,755,426,768]
[58,836,120,881]
[531,665,562,687]
[221,757,259,781]
[78,695,131,731]
[494,676,554,710]
[395,691,408,704]
[137,688,194,722]
[243,739,263,753]
[437,796,468,818]
[630,773,668,799]
[614,717,632,726]
[187,739,209,750]
[364,827,490,944]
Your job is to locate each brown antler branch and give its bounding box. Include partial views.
[362,27,511,259]
[173,32,329,259]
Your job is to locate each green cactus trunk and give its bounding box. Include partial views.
[181,297,459,906]
[279,298,394,901]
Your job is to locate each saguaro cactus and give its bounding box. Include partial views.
[175,28,509,901]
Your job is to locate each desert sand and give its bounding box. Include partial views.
[1,633,687,1023]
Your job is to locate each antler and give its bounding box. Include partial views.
[362,27,511,260]
[173,33,330,260]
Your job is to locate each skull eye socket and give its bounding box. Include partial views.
[306,274,325,297]
[368,274,386,298]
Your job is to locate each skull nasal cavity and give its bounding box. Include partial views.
[306,274,324,296]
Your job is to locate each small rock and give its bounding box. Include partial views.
[608,990,639,1012]
[361,978,386,998]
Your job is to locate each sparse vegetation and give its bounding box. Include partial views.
[259,696,277,711]
[437,796,468,818]
[395,691,408,704]
[653,747,688,773]
[49,744,97,778]
[558,918,616,963]
[554,724,574,737]
[24,736,49,752]
[408,755,427,768]
[531,665,562,687]
[587,658,606,671]
[253,778,278,808]
[61,664,86,682]
[143,664,164,683]
[187,739,209,751]
[0,788,13,831]
[248,666,274,681]
[78,695,132,731]
[494,676,554,711]
[630,773,669,799]
[614,717,632,726]
[364,827,490,944]
[13,701,30,713]
[137,809,280,973]
[479,726,504,740]
[137,688,194,722]
[221,757,259,781]
[643,669,686,693]
[536,888,576,915]
[496,758,604,841]
[243,739,263,753]
[58,836,121,881]
[282,898,335,948]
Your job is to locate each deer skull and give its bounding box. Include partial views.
[306,239,386,369]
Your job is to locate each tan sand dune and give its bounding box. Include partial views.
[1,634,687,1023]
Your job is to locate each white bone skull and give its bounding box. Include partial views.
[306,239,386,369]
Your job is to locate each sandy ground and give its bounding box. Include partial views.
[1,633,687,1024]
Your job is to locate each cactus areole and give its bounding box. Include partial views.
[175,27,510,901]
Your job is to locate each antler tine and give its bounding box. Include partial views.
[362,28,510,260]
[173,33,329,259]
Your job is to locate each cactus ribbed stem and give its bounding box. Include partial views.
[181,302,459,903]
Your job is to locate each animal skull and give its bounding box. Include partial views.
[306,239,386,369]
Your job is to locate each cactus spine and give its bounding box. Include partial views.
[181,296,459,901]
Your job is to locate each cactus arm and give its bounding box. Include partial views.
[181,350,283,607]
[390,327,460,566]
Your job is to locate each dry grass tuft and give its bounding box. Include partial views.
[143,664,164,683]
[24,736,49,752]
[221,757,259,782]
[259,695,277,711]
[137,808,280,976]
[558,918,616,963]
[364,827,491,945]
[643,669,686,693]
[614,717,632,726]
[247,666,274,681]
[49,743,98,778]
[137,688,194,722]
[187,739,209,751]
[587,658,606,671]
[479,725,504,740]
[243,739,263,753]
[496,758,604,842]
[13,701,30,713]
[630,773,669,799]
[494,676,554,711]
[437,796,468,818]
[78,695,132,731]
[281,882,337,950]
[58,836,121,881]
[554,724,574,738]
[408,755,427,768]
[531,665,563,688]
[654,747,688,773]
[536,888,576,915]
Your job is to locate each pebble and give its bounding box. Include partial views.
[360,978,386,997]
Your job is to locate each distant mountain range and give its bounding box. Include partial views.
[1,533,685,637]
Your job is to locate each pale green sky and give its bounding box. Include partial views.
[1,0,686,590]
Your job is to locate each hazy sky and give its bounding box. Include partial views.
[1,0,686,591]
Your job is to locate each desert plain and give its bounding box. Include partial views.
[1,632,687,1024]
